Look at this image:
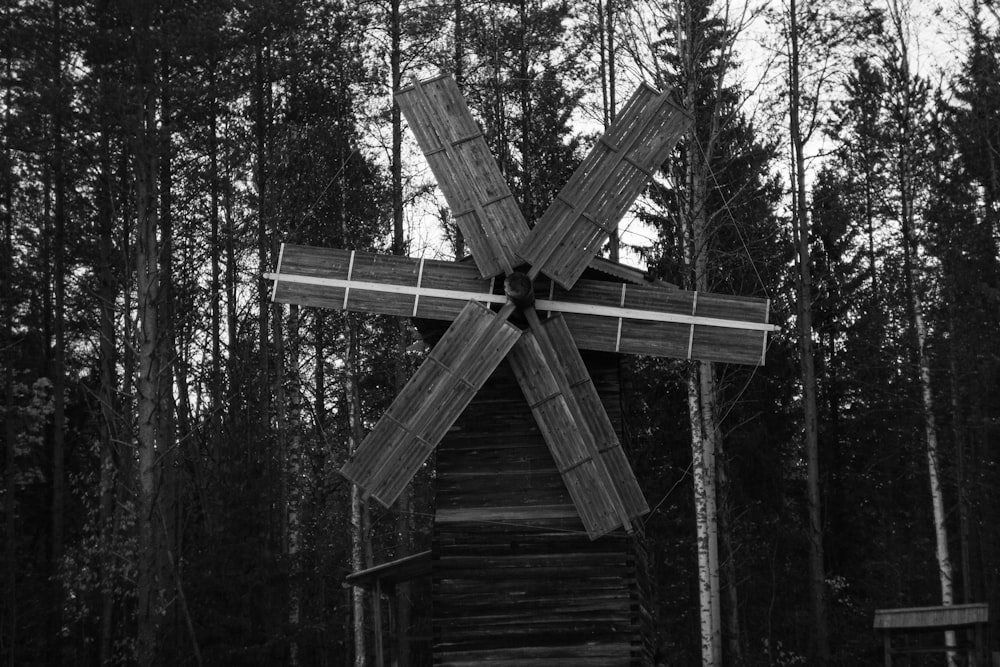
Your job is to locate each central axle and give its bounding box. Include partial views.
[503,271,535,310]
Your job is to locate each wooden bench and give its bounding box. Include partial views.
[873,603,990,666]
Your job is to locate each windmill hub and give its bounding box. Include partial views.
[503,271,535,310]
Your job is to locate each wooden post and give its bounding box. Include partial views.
[387,584,398,667]
[973,621,986,666]
[374,579,385,667]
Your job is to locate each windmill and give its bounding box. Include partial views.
[266,73,775,663]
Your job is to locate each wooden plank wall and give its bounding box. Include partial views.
[432,353,651,666]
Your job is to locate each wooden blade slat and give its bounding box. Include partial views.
[270,245,498,321]
[542,278,772,365]
[396,74,529,278]
[509,313,648,539]
[508,332,624,539]
[269,244,773,365]
[540,315,649,521]
[520,84,688,289]
[340,301,521,506]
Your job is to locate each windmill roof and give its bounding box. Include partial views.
[586,256,649,285]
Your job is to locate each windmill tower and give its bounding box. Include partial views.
[266,74,774,665]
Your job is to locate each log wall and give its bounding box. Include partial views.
[431,353,651,666]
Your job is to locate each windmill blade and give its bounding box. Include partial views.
[396,74,529,278]
[267,244,776,365]
[340,301,520,507]
[267,244,501,322]
[508,310,648,539]
[519,84,688,290]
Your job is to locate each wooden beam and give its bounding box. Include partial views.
[345,550,432,590]
[267,270,771,330]
[267,244,776,365]
[873,603,989,630]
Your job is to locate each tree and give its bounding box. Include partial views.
[2,5,18,659]
[785,0,828,659]
[127,0,164,662]
[944,0,1000,609]
[768,0,885,660]
[880,0,956,637]
[460,0,583,221]
[628,2,788,663]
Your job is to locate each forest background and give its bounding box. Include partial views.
[1,0,998,664]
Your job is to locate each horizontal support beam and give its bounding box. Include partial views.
[263,271,777,333]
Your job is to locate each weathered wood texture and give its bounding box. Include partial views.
[270,244,771,365]
[345,550,433,590]
[340,301,520,506]
[518,84,687,290]
[271,244,490,322]
[432,355,651,666]
[509,315,647,538]
[396,74,529,278]
[873,603,989,630]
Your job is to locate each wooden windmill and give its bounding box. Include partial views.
[266,73,774,664]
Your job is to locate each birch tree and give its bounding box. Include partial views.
[881,0,956,653]
[674,3,725,657]
[346,315,370,667]
[623,0,776,661]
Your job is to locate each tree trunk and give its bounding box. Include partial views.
[254,38,271,463]
[347,316,369,667]
[679,113,722,662]
[391,0,404,259]
[675,3,737,658]
[911,264,956,626]
[49,4,68,655]
[390,4,413,662]
[131,1,162,662]
[3,34,18,663]
[157,46,183,660]
[717,456,743,664]
[287,304,303,666]
[787,0,829,661]
[886,1,956,655]
[687,364,720,665]
[901,189,956,646]
[96,115,121,667]
[518,0,534,221]
[272,292,287,540]
[315,311,326,433]
[452,0,465,257]
[606,0,618,261]
[949,332,973,603]
[209,55,223,443]
[224,125,239,437]
[597,0,608,130]
[692,175,723,667]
